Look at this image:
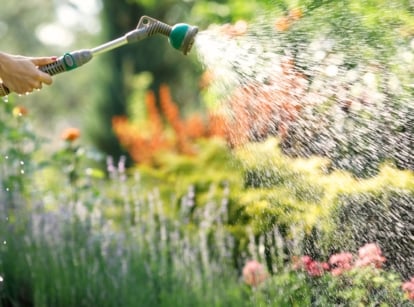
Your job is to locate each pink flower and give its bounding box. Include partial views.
[306,261,325,277]
[321,262,330,271]
[355,243,386,268]
[402,277,414,301]
[292,255,329,277]
[242,260,268,287]
[329,252,353,276]
[292,255,309,270]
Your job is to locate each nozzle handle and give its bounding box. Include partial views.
[0,50,93,97]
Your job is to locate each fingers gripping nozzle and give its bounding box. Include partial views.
[0,50,93,97]
[131,16,199,55]
[40,50,93,75]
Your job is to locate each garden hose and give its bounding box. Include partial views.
[0,16,198,97]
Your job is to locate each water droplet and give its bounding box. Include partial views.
[0,276,3,282]
[362,72,377,89]
[4,155,8,160]
[325,65,338,77]
[3,241,6,245]
[5,187,9,192]
[20,169,25,174]
[402,51,414,63]
[313,50,326,61]
[20,161,24,165]
[2,95,8,102]
[346,69,359,82]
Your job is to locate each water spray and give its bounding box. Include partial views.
[0,16,198,97]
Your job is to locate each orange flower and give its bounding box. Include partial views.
[145,90,163,134]
[275,8,302,32]
[61,127,80,142]
[275,16,291,32]
[185,114,206,139]
[159,84,181,128]
[199,70,214,90]
[230,20,248,36]
[220,20,248,37]
[12,106,28,117]
[289,8,303,20]
[159,84,194,154]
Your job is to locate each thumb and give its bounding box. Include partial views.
[31,56,58,66]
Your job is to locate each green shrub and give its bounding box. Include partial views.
[233,138,414,277]
[329,189,414,279]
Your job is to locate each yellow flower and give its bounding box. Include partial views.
[12,106,28,117]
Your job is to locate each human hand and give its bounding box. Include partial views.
[0,52,56,94]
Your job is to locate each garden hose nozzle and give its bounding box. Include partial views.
[133,16,199,55]
[0,16,199,97]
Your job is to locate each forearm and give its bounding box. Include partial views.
[0,52,12,79]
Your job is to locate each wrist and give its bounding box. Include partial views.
[0,52,10,76]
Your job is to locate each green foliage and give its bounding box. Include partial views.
[190,0,271,27]
[251,271,313,306]
[135,138,243,199]
[329,189,414,279]
[0,99,41,200]
[325,267,406,306]
[255,268,407,306]
[123,135,414,281]
[232,139,414,273]
[0,128,252,306]
[319,268,406,306]
[0,101,413,305]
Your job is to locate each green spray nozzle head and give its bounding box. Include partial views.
[169,23,199,55]
[135,16,199,55]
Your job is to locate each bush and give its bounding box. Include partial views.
[232,138,414,279]
[330,189,414,279]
